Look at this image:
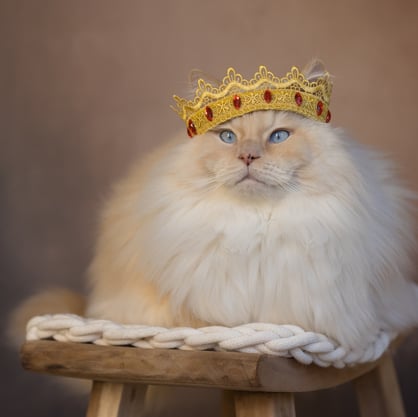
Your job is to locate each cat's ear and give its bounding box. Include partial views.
[302,59,328,82]
[187,70,222,99]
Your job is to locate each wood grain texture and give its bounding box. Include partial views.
[86,382,147,417]
[354,353,406,417]
[21,340,382,392]
[86,382,123,417]
[234,392,296,417]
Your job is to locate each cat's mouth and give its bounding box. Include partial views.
[236,173,266,186]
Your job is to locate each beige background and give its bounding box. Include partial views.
[2,1,417,416]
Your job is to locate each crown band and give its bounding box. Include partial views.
[173,65,332,137]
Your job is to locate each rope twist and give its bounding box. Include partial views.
[26,314,395,368]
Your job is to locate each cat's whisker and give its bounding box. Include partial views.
[281,180,301,193]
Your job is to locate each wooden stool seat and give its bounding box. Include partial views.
[20,340,406,417]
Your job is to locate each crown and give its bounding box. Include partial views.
[172,65,333,137]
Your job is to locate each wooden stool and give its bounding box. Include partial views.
[20,340,406,417]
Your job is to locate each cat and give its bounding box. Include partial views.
[11,61,418,355]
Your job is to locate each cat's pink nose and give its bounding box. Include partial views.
[239,153,260,166]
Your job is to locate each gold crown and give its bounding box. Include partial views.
[173,65,333,137]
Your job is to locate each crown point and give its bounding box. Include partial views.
[316,101,324,116]
[295,92,303,106]
[326,110,331,123]
[233,95,242,110]
[264,89,272,103]
[204,106,213,121]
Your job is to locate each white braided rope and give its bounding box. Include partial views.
[26,314,395,368]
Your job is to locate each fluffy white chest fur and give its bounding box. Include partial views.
[86,110,418,350]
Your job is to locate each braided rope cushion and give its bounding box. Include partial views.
[26,314,395,368]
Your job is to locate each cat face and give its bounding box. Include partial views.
[190,110,326,200]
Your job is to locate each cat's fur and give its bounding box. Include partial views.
[11,62,418,353]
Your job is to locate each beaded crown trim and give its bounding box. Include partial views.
[172,65,333,137]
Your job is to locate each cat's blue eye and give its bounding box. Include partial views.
[219,130,237,144]
[269,129,290,144]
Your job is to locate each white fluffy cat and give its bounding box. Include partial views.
[12,61,418,353]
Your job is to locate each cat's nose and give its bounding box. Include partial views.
[239,153,260,166]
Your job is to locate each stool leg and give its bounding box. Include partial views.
[233,392,296,417]
[354,353,406,417]
[221,390,236,417]
[86,381,147,417]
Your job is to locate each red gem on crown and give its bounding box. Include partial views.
[263,90,272,103]
[233,95,242,109]
[295,92,303,106]
[204,106,213,121]
[187,119,197,137]
[326,110,331,123]
[316,101,324,116]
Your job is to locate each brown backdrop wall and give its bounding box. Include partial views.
[1,1,417,416]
